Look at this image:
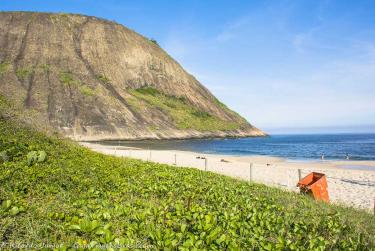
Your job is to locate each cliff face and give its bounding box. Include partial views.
[0,12,265,140]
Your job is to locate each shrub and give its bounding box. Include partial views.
[135,86,160,96]
[191,110,211,118]
[149,38,158,45]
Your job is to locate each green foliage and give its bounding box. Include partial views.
[1,199,25,216]
[50,13,70,25]
[0,136,29,162]
[59,71,78,86]
[16,67,32,81]
[135,86,161,96]
[26,151,38,166]
[0,95,8,107]
[191,110,211,118]
[147,125,160,132]
[130,87,241,131]
[27,150,47,166]
[0,62,10,77]
[213,97,227,109]
[78,86,95,96]
[39,63,50,72]
[96,74,111,84]
[0,150,9,163]
[59,71,95,96]
[149,38,159,45]
[58,12,69,19]
[50,15,59,24]
[0,119,374,249]
[37,150,47,162]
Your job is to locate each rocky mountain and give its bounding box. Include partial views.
[0,11,265,140]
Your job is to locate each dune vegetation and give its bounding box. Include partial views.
[0,101,374,250]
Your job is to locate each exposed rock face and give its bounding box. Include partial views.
[0,11,265,140]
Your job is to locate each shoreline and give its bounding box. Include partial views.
[82,142,375,172]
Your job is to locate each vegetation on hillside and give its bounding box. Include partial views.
[0,106,374,249]
[0,62,10,77]
[15,66,32,81]
[129,87,243,132]
[95,74,111,84]
[149,38,159,45]
[59,71,95,96]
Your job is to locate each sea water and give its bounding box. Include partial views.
[98,134,375,161]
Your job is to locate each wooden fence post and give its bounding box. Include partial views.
[205,158,208,171]
[174,153,177,165]
[298,169,302,181]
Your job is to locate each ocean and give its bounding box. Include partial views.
[98,133,375,161]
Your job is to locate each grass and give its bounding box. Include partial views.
[95,74,111,84]
[59,71,78,86]
[129,87,242,132]
[59,71,95,96]
[78,86,95,96]
[16,67,32,81]
[0,105,374,249]
[0,95,52,133]
[0,62,10,77]
[39,63,51,72]
[50,13,70,25]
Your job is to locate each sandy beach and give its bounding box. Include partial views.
[80,142,375,211]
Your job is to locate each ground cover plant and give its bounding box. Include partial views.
[0,117,374,250]
[129,87,242,132]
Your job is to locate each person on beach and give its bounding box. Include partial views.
[321,154,325,160]
[346,153,350,160]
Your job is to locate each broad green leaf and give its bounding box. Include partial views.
[2,200,11,209]
[69,225,81,231]
[37,150,47,162]
[9,206,20,215]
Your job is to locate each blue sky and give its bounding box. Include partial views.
[2,0,375,133]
